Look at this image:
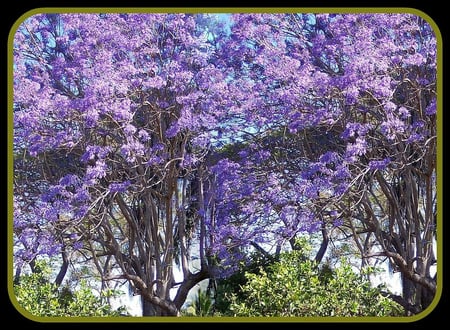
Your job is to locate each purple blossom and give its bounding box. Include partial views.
[329,210,338,218]
[398,106,410,119]
[84,109,99,128]
[120,141,145,163]
[383,101,397,113]
[74,188,90,204]
[181,154,198,168]
[166,123,180,138]
[138,129,150,142]
[319,151,338,164]
[74,205,89,219]
[85,160,108,181]
[288,120,303,134]
[142,76,165,89]
[341,122,372,140]
[40,241,62,257]
[81,145,111,163]
[254,149,271,163]
[73,241,84,250]
[345,137,368,160]
[108,180,131,193]
[380,117,406,141]
[368,157,391,170]
[406,132,424,143]
[426,100,436,115]
[333,218,344,227]
[334,183,348,196]
[69,233,79,240]
[123,123,137,136]
[404,52,425,66]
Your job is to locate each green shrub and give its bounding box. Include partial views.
[226,242,403,317]
[13,260,128,317]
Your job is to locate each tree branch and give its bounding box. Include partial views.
[366,251,436,293]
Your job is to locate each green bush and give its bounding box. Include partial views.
[225,242,403,317]
[13,260,128,317]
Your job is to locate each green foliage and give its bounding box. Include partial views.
[213,251,275,314]
[224,241,403,317]
[13,260,129,317]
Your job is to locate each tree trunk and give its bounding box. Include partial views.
[420,283,435,311]
[54,249,69,286]
[142,297,163,316]
[402,275,418,315]
[314,225,329,264]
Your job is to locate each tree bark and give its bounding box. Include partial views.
[54,249,69,286]
[314,225,329,264]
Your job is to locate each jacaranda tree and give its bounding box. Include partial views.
[13,13,233,316]
[12,12,438,316]
[206,13,438,314]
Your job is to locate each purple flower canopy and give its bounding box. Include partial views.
[13,12,437,278]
